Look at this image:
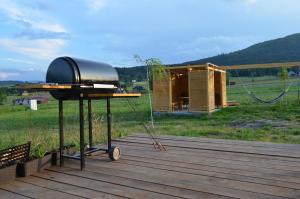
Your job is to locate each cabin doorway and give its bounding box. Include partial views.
[171,69,189,111]
[214,71,223,108]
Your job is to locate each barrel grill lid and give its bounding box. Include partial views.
[46,57,80,85]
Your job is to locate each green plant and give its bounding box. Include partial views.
[0,88,7,105]
[134,55,167,85]
[32,143,47,158]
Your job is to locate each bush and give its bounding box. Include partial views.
[0,88,7,105]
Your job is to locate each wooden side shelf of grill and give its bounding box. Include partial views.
[16,84,141,98]
[88,93,141,98]
[16,84,73,90]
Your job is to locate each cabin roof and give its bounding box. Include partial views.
[167,63,225,73]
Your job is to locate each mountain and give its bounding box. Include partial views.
[116,66,147,83]
[182,33,300,66]
[0,81,24,87]
[116,33,300,83]
[2,33,300,84]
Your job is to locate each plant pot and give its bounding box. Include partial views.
[17,153,52,177]
[0,164,17,182]
[51,151,58,166]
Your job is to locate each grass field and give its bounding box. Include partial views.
[1,76,300,153]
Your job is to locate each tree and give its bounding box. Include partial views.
[134,55,166,128]
[133,55,167,90]
[0,88,7,105]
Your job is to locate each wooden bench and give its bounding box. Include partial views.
[0,142,31,168]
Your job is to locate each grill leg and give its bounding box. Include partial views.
[59,100,64,166]
[107,98,112,151]
[79,97,85,170]
[88,99,93,148]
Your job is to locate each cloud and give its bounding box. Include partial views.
[221,0,258,6]
[15,29,70,40]
[85,0,107,12]
[0,58,34,65]
[0,71,20,80]
[175,35,258,59]
[0,68,45,81]
[0,0,70,39]
[0,38,66,60]
[245,0,257,5]
[0,1,69,61]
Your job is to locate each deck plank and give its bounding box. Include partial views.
[0,189,30,199]
[37,168,182,199]
[81,157,299,199]
[90,154,300,189]
[115,137,300,158]
[55,162,285,199]
[17,176,123,199]
[47,166,230,199]
[1,134,300,199]
[130,133,300,150]
[114,140,300,164]
[0,180,84,199]
[115,146,300,185]
[114,141,300,166]
[113,142,300,172]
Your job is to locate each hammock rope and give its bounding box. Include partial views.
[242,83,293,104]
[233,70,293,104]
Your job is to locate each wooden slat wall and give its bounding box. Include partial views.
[153,74,172,112]
[188,70,209,112]
[207,69,215,112]
[221,72,227,107]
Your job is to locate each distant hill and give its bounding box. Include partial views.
[116,33,300,83]
[0,81,24,87]
[116,66,147,83]
[183,33,300,66]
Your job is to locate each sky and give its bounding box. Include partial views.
[0,0,300,81]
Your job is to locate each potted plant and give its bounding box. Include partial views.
[17,144,52,177]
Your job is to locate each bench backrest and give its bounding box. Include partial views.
[0,142,31,168]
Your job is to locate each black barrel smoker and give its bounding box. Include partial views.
[19,57,140,170]
[46,57,119,100]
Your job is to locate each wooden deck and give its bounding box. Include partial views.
[1,134,300,199]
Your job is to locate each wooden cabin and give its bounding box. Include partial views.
[153,63,227,113]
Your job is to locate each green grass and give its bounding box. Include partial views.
[1,76,300,152]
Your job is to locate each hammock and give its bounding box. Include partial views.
[234,70,293,104]
[242,83,293,104]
